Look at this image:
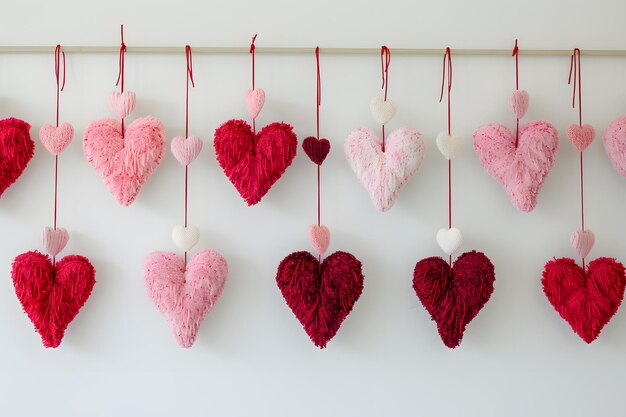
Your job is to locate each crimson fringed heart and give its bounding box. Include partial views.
[276,251,364,348]
[302,136,330,165]
[413,251,495,348]
[0,117,34,198]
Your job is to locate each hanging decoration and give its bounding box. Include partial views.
[542,49,625,343]
[83,25,166,206]
[276,47,364,349]
[143,46,228,348]
[0,117,33,197]
[214,34,297,206]
[12,45,95,348]
[345,46,424,212]
[473,40,559,212]
[413,48,495,348]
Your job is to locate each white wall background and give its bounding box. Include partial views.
[1,1,626,416]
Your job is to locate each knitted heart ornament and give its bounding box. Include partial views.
[345,126,424,211]
[83,117,166,206]
[11,251,95,348]
[602,116,626,177]
[214,119,297,205]
[276,251,364,348]
[0,118,34,197]
[542,257,625,343]
[413,251,495,348]
[143,250,228,348]
[473,121,558,212]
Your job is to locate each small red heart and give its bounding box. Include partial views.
[302,136,331,165]
[214,119,297,205]
[542,257,625,343]
[276,251,364,348]
[0,118,34,197]
[413,251,495,348]
[12,251,96,348]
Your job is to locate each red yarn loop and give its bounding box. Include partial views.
[568,48,583,126]
[115,24,126,92]
[380,46,391,100]
[512,39,519,90]
[250,34,257,90]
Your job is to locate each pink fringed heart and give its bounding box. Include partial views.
[108,91,136,119]
[0,117,34,197]
[39,123,73,155]
[308,224,330,255]
[473,121,558,212]
[83,117,166,206]
[42,227,69,257]
[246,88,265,119]
[143,249,228,348]
[570,229,595,259]
[566,123,595,152]
[171,135,203,166]
[602,115,626,177]
[508,90,529,119]
[345,127,424,211]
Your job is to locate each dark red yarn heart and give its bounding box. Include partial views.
[12,251,96,348]
[542,257,625,343]
[413,251,495,348]
[0,118,34,197]
[302,136,330,165]
[214,119,297,205]
[276,251,364,348]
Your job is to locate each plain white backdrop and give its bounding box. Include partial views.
[1,0,626,416]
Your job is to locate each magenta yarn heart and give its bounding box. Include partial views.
[566,123,595,152]
[308,224,330,255]
[108,91,136,118]
[39,123,73,155]
[602,115,626,177]
[83,117,166,206]
[473,121,558,212]
[246,89,265,119]
[42,227,69,257]
[143,249,228,348]
[508,90,529,119]
[171,135,203,166]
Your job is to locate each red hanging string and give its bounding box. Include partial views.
[439,47,453,266]
[512,39,521,147]
[380,46,391,152]
[315,47,322,230]
[183,45,195,266]
[250,34,258,133]
[115,24,126,136]
[52,45,66,265]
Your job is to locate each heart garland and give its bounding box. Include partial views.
[0,117,34,198]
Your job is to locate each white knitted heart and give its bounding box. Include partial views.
[436,132,462,160]
[369,96,397,125]
[172,225,200,252]
[436,227,463,255]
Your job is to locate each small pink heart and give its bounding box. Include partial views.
[108,91,136,119]
[566,123,595,152]
[570,229,595,259]
[39,123,73,155]
[171,135,203,166]
[42,227,69,257]
[308,225,330,255]
[246,89,265,120]
[508,90,529,119]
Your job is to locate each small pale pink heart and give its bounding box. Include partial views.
[566,123,595,152]
[171,135,203,166]
[508,90,529,119]
[39,123,74,155]
[570,229,595,259]
[308,225,330,255]
[246,89,265,119]
[42,226,69,257]
[108,91,136,118]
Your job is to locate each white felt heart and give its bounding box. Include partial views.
[436,132,462,160]
[570,229,595,259]
[172,225,200,252]
[42,226,69,257]
[436,227,463,255]
[369,96,397,125]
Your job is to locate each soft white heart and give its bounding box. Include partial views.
[42,226,70,257]
[172,225,200,252]
[436,227,463,255]
[369,96,397,125]
[436,132,462,160]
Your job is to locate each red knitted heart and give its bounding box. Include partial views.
[413,251,495,348]
[214,119,297,205]
[542,257,625,343]
[12,251,96,348]
[302,136,330,165]
[0,118,34,197]
[276,251,364,348]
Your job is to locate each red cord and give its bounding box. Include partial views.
[512,39,521,147]
[439,48,453,265]
[183,45,196,265]
[250,34,258,133]
[380,46,391,152]
[52,45,66,265]
[115,24,126,137]
[315,47,322,229]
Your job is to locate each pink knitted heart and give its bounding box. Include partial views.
[308,224,330,255]
[566,123,595,152]
[108,91,136,118]
[508,90,529,119]
[570,229,595,259]
[246,89,265,119]
[39,123,73,155]
[602,115,626,177]
[171,135,203,166]
[143,249,228,348]
[42,227,69,257]
[473,121,558,212]
[345,127,424,211]
[83,117,166,206]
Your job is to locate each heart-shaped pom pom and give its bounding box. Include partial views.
[246,89,266,120]
[369,96,397,125]
[566,123,595,152]
[302,136,331,165]
[39,123,74,155]
[436,132,462,160]
[172,225,200,252]
[171,135,203,166]
[508,90,529,119]
[436,227,463,255]
[42,226,69,257]
[570,229,595,259]
[108,91,137,118]
[308,224,330,255]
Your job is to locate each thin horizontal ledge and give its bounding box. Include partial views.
[0,46,626,56]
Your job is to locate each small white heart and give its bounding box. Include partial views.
[369,96,397,125]
[436,132,462,160]
[172,225,200,252]
[436,227,463,255]
[42,227,70,257]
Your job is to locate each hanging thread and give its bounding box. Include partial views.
[250,34,258,133]
[183,45,195,266]
[53,44,66,265]
[439,48,453,266]
[115,24,126,137]
[512,39,521,147]
[315,47,322,231]
[380,45,390,151]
